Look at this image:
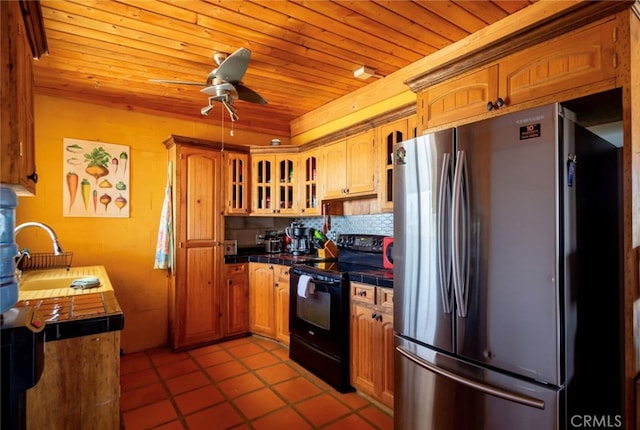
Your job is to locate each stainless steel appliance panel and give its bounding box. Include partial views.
[454,104,563,385]
[393,129,455,353]
[394,336,560,430]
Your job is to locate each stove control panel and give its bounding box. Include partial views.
[336,234,386,253]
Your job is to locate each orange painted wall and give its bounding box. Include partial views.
[15,95,272,353]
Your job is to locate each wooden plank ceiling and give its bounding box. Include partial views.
[34,0,536,138]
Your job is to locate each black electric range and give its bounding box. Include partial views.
[288,234,392,393]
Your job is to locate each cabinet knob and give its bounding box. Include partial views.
[487,97,506,111]
[371,312,378,319]
[358,291,366,296]
[27,172,38,183]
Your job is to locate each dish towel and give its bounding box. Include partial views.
[154,161,174,273]
[297,274,315,298]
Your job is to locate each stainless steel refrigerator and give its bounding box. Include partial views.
[393,103,623,430]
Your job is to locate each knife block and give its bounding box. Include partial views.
[317,240,338,258]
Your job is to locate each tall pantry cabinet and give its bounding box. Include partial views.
[165,137,224,349]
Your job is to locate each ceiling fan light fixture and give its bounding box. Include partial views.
[353,65,383,80]
[201,104,214,116]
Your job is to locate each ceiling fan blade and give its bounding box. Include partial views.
[236,83,268,105]
[213,47,251,83]
[149,79,207,86]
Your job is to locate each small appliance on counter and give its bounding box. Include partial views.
[285,222,312,255]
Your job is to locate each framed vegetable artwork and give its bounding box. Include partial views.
[62,138,130,218]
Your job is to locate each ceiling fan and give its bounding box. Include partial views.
[150,47,267,122]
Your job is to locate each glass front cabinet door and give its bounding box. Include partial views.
[300,149,320,215]
[225,152,249,215]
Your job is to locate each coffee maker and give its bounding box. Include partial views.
[285,222,312,255]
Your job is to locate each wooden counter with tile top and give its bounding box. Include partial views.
[16,267,124,430]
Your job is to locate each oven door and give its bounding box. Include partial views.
[289,268,348,359]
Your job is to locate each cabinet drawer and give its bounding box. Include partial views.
[378,288,394,309]
[352,283,376,305]
[225,263,247,276]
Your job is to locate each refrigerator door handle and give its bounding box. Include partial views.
[452,150,470,317]
[396,346,546,410]
[438,153,453,314]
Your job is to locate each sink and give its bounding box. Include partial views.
[17,266,113,300]
[19,276,95,291]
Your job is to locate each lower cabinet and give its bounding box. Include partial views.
[350,282,394,410]
[249,262,290,346]
[224,263,249,337]
[27,331,121,429]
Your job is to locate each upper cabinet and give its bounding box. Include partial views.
[377,116,417,212]
[417,18,617,131]
[299,148,321,216]
[1,1,46,195]
[323,130,376,199]
[251,153,299,215]
[224,152,250,215]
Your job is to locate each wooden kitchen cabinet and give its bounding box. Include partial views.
[249,262,290,345]
[251,153,299,215]
[249,262,276,337]
[224,152,250,215]
[224,263,249,337]
[350,282,394,409]
[27,331,121,429]
[166,139,224,349]
[418,17,616,131]
[1,1,43,195]
[299,148,321,215]
[274,265,291,346]
[377,116,417,212]
[323,130,376,199]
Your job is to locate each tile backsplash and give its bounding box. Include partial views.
[225,213,394,246]
[294,213,393,237]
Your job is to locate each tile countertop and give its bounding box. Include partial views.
[15,265,124,341]
[229,252,394,288]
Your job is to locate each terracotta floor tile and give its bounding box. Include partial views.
[329,391,370,410]
[254,362,299,385]
[120,381,168,411]
[219,336,252,348]
[193,349,234,368]
[324,413,377,430]
[155,420,186,430]
[227,342,265,358]
[270,347,290,361]
[217,372,265,398]
[232,387,286,420]
[358,405,394,430]
[251,337,282,351]
[120,351,151,375]
[156,357,199,380]
[122,399,178,430]
[188,343,222,357]
[149,348,190,366]
[239,351,281,370]
[205,360,248,382]
[184,402,244,430]
[174,384,225,415]
[120,367,159,392]
[165,370,210,395]
[295,393,351,427]
[251,407,313,430]
[272,376,322,403]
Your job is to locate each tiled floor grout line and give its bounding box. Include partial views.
[121,336,393,430]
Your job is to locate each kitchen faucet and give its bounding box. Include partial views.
[14,222,64,255]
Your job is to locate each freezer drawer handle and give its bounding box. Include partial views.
[396,346,545,410]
